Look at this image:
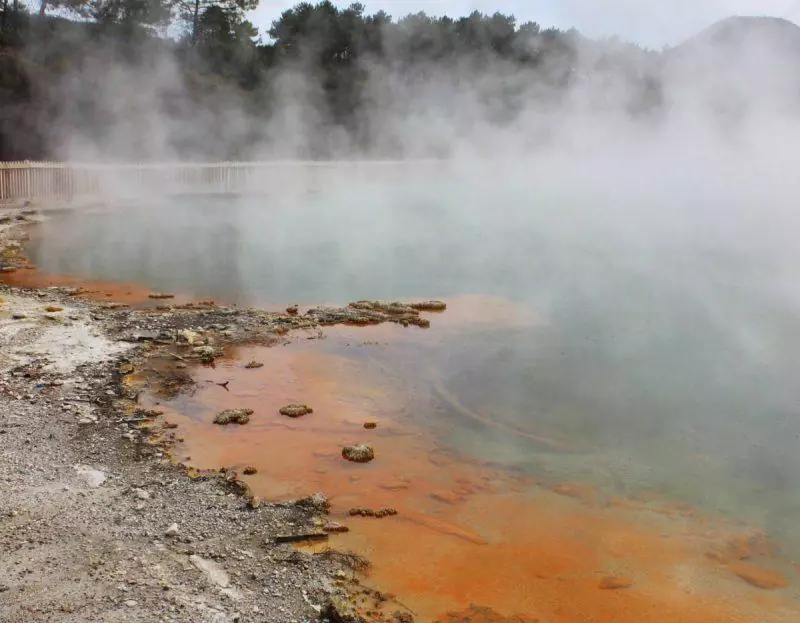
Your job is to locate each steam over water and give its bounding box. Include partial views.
[26,159,800,554]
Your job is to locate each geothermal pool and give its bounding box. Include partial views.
[13,180,800,620]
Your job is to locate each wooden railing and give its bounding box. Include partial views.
[0,160,441,202]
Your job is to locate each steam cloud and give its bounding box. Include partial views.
[18,6,800,549]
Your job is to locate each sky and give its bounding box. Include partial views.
[248,0,800,48]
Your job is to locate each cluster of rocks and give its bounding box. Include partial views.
[306,299,446,329]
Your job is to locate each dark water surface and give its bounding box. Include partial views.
[26,191,800,552]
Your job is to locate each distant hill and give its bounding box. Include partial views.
[668,16,800,58]
[662,16,800,108]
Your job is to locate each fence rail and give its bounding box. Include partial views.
[0,160,441,202]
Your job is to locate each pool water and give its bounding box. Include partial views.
[17,167,800,619]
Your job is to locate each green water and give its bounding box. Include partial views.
[26,187,800,550]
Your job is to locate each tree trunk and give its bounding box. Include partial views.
[192,0,200,44]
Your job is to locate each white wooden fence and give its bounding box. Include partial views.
[0,160,442,202]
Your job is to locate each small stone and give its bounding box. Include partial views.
[323,522,350,533]
[44,305,63,313]
[244,360,264,369]
[279,404,313,418]
[599,576,633,590]
[11,312,26,320]
[363,422,377,430]
[124,599,138,607]
[133,488,150,500]
[286,304,299,315]
[342,444,375,463]
[165,523,179,537]
[148,292,174,300]
[213,408,253,425]
[243,465,258,475]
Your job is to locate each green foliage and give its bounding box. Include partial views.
[0,1,663,160]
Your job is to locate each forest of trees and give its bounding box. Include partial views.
[0,0,661,160]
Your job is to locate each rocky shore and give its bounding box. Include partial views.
[0,203,428,623]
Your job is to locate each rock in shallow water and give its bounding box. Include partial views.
[598,576,633,590]
[279,404,313,418]
[295,491,330,512]
[341,444,375,463]
[213,408,253,425]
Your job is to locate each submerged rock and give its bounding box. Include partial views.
[599,576,633,590]
[342,444,375,463]
[244,360,264,369]
[731,563,789,590]
[279,403,313,418]
[213,408,253,425]
[437,605,536,623]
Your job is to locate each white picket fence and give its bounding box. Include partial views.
[0,160,441,202]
